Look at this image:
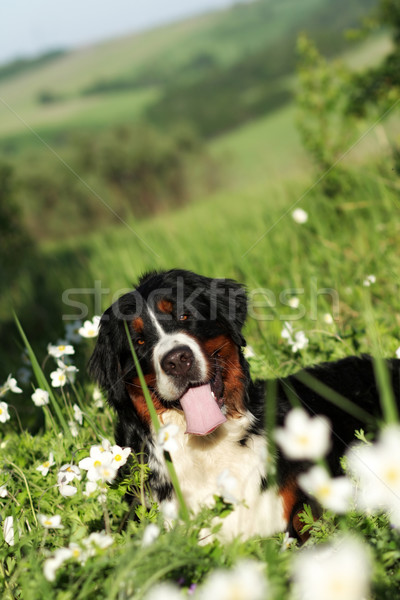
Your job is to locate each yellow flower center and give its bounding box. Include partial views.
[43,461,50,468]
[384,466,400,485]
[72,548,81,558]
[94,460,101,467]
[67,467,72,472]
[297,435,310,446]
[58,345,66,352]
[329,579,345,594]
[114,454,122,462]
[317,484,332,499]
[0,408,3,415]
[44,520,52,526]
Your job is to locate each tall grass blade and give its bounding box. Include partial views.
[372,357,399,424]
[293,371,376,425]
[124,321,189,521]
[14,312,71,437]
[363,294,399,424]
[265,378,278,487]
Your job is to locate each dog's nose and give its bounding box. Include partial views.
[161,346,194,377]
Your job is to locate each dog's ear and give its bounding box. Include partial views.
[212,278,248,347]
[88,309,126,408]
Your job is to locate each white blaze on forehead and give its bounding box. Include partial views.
[147,307,166,337]
[147,308,207,401]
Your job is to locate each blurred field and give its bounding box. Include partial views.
[9,152,399,388]
[0,0,398,379]
[0,0,380,147]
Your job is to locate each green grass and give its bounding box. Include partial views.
[6,151,399,376]
[0,88,158,138]
[2,160,400,598]
[3,66,400,600]
[209,104,311,185]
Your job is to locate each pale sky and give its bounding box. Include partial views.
[0,0,236,65]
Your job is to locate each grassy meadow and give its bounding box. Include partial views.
[1,0,400,597]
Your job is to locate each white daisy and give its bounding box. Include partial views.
[31,388,50,407]
[142,524,160,547]
[157,424,179,454]
[292,208,308,224]
[73,403,83,425]
[3,516,14,546]
[50,369,67,388]
[291,536,370,600]
[36,452,55,476]
[298,466,354,513]
[274,408,331,460]
[79,316,101,338]
[47,342,75,359]
[198,560,268,600]
[5,374,23,394]
[38,514,64,529]
[0,402,11,423]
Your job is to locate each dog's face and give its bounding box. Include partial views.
[89,269,249,434]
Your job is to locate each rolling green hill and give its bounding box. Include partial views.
[0,0,380,150]
[0,0,390,246]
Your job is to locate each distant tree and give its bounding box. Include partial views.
[37,89,61,104]
[296,35,357,196]
[346,0,400,116]
[73,123,202,216]
[0,49,65,83]
[296,0,400,195]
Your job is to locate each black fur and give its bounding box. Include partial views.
[89,269,400,539]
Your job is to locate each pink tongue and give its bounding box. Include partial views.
[180,383,227,436]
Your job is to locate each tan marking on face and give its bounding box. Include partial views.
[132,317,144,334]
[126,374,167,425]
[202,335,245,418]
[157,299,173,314]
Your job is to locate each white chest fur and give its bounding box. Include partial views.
[150,411,286,540]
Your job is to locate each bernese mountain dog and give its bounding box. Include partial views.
[89,269,400,541]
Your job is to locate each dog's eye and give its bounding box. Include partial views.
[137,338,145,346]
[179,314,188,321]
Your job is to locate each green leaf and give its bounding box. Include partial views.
[13,312,71,438]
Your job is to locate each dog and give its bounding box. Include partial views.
[88,269,400,541]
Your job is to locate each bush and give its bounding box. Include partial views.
[14,123,208,241]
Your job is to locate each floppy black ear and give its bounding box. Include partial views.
[88,309,126,408]
[212,278,248,347]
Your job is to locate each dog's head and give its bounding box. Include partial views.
[89,269,248,435]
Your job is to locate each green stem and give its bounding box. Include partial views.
[43,405,58,436]
[13,313,71,438]
[293,371,375,425]
[8,405,24,435]
[363,293,399,424]
[4,460,37,526]
[102,499,112,535]
[124,322,189,521]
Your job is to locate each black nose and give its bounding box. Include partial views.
[161,346,194,377]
